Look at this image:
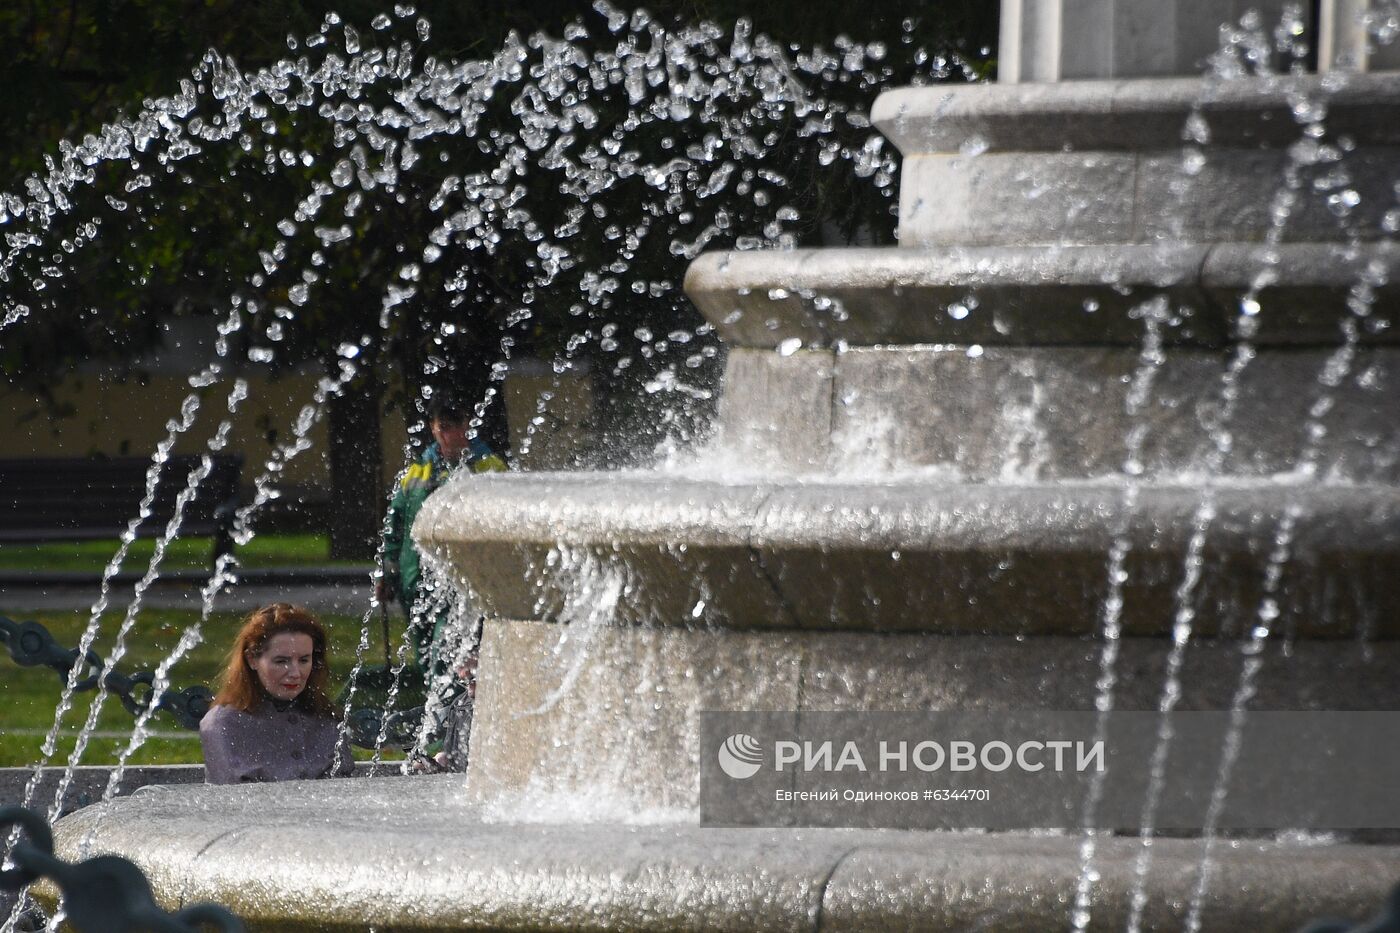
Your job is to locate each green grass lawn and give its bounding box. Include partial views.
[0,607,407,767]
[0,533,366,573]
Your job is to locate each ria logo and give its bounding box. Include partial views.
[717,733,763,780]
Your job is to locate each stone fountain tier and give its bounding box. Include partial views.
[418,473,1400,638]
[871,74,1400,250]
[48,780,1400,931]
[684,242,1400,350]
[414,470,1400,818]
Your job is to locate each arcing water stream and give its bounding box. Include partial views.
[1,6,954,926]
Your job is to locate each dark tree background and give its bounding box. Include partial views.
[0,1,997,557]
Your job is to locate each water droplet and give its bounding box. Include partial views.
[959,135,989,158]
[777,337,802,357]
[1182,112,1211,144]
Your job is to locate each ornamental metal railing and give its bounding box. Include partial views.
[0,806,243,932]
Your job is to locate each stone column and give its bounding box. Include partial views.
[1319,0,1400,71]
[1000,0,1309,81]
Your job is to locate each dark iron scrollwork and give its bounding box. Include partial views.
[0,806,243,933]
[0,614,212,730]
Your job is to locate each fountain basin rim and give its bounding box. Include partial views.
[873,72,1400,155]
[685,241,1400,348]
[50,784,1400,932]
[419,472,1400,550]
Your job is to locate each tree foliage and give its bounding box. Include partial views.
[0,1,995,557]
[0,0,995,406]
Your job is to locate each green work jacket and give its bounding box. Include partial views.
[383,438,506,612]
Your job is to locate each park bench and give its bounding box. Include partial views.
[0,455,243,566]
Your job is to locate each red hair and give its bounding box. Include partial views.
[213,603,337,718]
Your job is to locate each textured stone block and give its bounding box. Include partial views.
[1138,149,1400,245]
[899,146,1400,249]
[827,345,1400,482]
[754,482,1400,638]
[465,622,1400,815]
[681,250,830,349]
[873,74,1400,156]
[800,633,1400,713]
[820,834,1400,933]
[899,152,1138,247]
[714,348,834,472]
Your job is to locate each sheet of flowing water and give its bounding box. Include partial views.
[463,542,668,823]
[516,544,626,718]
[363,521,483,771]
[406,559,477,764]
[331,457,416,776]
[1069,54,1232,933]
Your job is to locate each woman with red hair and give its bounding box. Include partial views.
[199,603,355,784]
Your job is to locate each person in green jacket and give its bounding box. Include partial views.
[378,394,507,682]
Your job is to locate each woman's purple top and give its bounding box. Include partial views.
[199,699,354,784]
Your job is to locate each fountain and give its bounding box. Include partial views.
[26,0,1400,929]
